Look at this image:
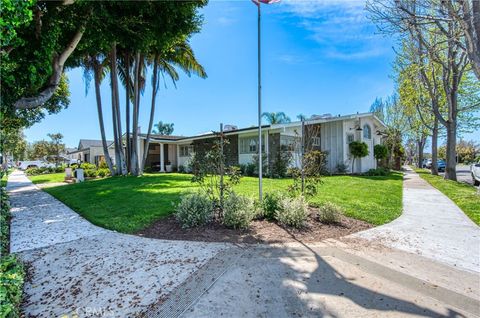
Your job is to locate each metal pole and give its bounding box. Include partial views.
[220,123,224,210]
[257,3,263,202]
[301,119,305,194]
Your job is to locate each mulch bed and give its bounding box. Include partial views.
[136,210,373,244]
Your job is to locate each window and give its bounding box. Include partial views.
[312,137,320,147]
[179,145,193,157]
[347,134,354,144]
[363,124,372,139]
[240,136,265,154]
[280,135,300,152]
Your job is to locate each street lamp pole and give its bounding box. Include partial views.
[257,3,263,202]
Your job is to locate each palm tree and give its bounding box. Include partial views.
[262,112,291,124]
[81,54,115,174]
[140,41,207,172]
[297,114,307,121]
[153,121,174,135]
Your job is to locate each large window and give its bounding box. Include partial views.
[280,135,300,152]
[239,136,264,154]
[179,145,193,157]
[363,124,372,139]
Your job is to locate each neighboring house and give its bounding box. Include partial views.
[67,139,115,166]
[136,112,386,174]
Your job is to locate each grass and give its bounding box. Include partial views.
[28,173,66,184]
[415,168,480,225]
[43,172,403,233]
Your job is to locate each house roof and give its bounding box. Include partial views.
[78,139,113,149]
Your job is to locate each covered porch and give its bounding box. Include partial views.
[142,141,178,172]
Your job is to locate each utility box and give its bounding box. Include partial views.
[75,168,84,183]
[65,167,73,183]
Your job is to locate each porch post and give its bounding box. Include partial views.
[160,143,165,172]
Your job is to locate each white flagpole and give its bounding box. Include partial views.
[257,2,263,202]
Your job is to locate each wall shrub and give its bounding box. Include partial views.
[275,196,309,228]
[262,192,282,221]
[317,202,342,224]
[223,192,256,229]
[175,192,214,228]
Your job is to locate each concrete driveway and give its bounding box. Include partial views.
[439,164,475,186]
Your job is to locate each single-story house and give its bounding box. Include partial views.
[67,139,116,165]
[137,112,386,174]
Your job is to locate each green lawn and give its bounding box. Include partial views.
[415,168,480,225]
[43,172,403,233]
[28,173,65,184]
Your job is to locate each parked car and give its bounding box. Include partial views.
[425,159,433,169]
[17,160,55,170]
[471,160,480,186]
[423,159,432,168]
[437,160,446,172]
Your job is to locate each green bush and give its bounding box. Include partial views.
[262,192,282,221]
[374,144,388,160]
[80,163,96,170]
[223,192,256,229]
[84,169,97,178]
[317,202,342,224]
[178,165,186,173]
[98,158,108,169]
[239,163,256,177]
[275,196,309,228]
[175,192,214,228]
[365,168,390,176]
[0,255,25,318]
[96,168,110,178]
[1,184,10,255]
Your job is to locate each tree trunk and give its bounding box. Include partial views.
[445,122,457,181]
[93,57,114,174]
[111,45,127,175]
[417,139,425,169]
[141,56,159,172]
[130,52,141,176]
[431,118,439,175]
[110,46,122,175]
[125,53,131,173]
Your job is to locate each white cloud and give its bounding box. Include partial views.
[278,0,389,60]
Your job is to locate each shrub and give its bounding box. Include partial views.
[175,192,214,228]
[349,141,369,173]
[275,196,309,228]
[0,255,25,318]
[317,202,342,224]
[96,168,110,178]
[223,192,256,229]
[365,168,390,176]
[239,163,256,177]
[98,158,108,169]
[269,151,292,178]
[335,162,348,174]
[374,144,388,160]
[84,169,97,178]
[80,162,97,170]
[178,165,186,173]
[262,192,282,221]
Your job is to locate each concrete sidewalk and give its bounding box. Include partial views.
[8,170,229,317]
[354,167,480,273]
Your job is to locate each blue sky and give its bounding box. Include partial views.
[24,0,478,148]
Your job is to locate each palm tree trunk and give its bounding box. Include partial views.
[110,46,121,175]
[93,57,114,174]
[125,53,131,173]
[130,52,141,176]
[141,55,159,172]
[111,45,127,175]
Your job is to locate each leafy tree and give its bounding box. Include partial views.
[29,140,50,160]
[47,133,65,167]
[349,141,369,173]
[374,144,388,162]
[456,140,479,164]
[262,112,291,124]
[153,121,175,135]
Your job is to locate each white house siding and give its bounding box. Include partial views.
[358,117,377,172]
[177,143,193,168]
[320,120,344,173]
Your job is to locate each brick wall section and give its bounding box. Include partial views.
[192,135,239,167]
[268,133,280,169]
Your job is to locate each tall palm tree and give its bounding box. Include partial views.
[82,54,115,174]
[262,112,291,124]
[140,41,207,172]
